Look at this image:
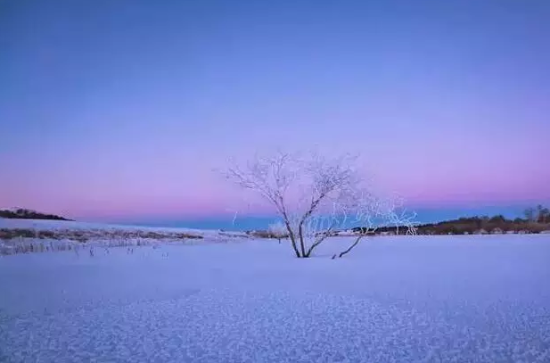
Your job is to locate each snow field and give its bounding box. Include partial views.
[1,232,549,362]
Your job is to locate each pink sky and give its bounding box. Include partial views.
[1,0,549,221]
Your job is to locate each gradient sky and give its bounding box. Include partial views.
[1,0,549,222]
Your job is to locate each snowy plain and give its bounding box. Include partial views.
[1,220,550,362]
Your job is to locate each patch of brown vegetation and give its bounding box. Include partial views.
[0,228,203,241]
[246,230,280,239]
[0,228,37,239]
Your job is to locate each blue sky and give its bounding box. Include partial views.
[1,0,549,225]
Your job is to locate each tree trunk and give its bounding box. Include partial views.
[290,235,301,257]
[333,235,363,259]
[298,223,307,257]
[304,235,327,257]
[283,219,302,257]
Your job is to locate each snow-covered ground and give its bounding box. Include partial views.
[0,218,249,255]
[1,229,550,362]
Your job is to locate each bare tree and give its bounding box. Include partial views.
[224,150,416,258]
[536,204,550,223]
[268,221,288,243]
[524,207,536,222]
[542,207,550,224]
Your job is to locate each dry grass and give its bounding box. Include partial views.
[0,236,190,256]
[0,228,203,242]
[0,238,75,256]
[219,231,249,239]
[246,230,278,239]
[0,227,205,256]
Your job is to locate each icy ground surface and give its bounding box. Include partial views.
[1,235,550,363]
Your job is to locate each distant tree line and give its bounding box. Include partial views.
[353,205,550,235]
[252,205,550,238]
[0,208,71,221]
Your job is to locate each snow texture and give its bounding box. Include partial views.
[1,234,550,362]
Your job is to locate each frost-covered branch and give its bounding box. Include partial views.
[331,192,418,259]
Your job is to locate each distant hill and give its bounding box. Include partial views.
[0,208,71,221]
